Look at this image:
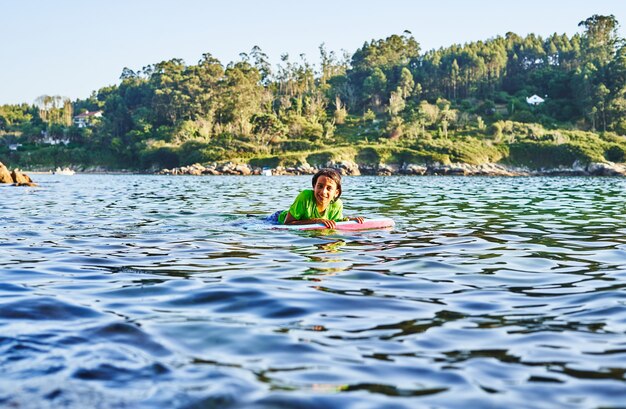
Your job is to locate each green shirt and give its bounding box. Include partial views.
[278,189,344,224]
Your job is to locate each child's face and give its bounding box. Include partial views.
[314,175,340,209]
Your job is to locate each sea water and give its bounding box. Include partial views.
[1,174,625,408]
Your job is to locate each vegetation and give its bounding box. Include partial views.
[1,15,626,171]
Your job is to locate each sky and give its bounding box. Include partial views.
[1,0,625,105]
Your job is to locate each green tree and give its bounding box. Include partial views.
[219,61,264,136]
[363,68,387,110]
[398,67,415,99]
[388,87,406,117]
[579,14,621,67]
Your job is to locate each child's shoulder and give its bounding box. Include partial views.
[297,189,314,198]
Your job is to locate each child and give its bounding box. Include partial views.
[268,168,364,228]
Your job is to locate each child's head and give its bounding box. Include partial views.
[312,168,342,201]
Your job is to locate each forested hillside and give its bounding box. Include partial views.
[1,15,625,171]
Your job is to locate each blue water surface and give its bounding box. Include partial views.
[1,174,626,408]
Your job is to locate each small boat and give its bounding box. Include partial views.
[54,167,75,175]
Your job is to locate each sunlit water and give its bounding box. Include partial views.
[1,174,626,408]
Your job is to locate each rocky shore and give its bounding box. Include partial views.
[159,160,626,177]
[0,162,37,187]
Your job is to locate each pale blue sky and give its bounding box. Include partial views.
[1,0,625,105]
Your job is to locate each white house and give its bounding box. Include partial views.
[41,135,70,145]
[526,95,545,105]
[40,130,69,145]
[73,110,103,128]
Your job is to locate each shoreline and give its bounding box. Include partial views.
[15,160,626,177]
[156,160,626,177]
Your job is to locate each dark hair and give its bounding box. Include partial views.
[312,168,342,199]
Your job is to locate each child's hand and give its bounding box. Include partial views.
[349,216,365,224]
[320,219,337,229]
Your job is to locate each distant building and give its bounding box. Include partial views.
[73,110,103,128]
[526,95,545,105]
[40,130,69,145]
[41,135,70,145]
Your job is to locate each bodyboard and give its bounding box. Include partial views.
[271,217,394,231]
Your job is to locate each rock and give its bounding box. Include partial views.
[11,169,33,184]
[234,164,252,176]
[0,162,36,186]
[218,162,240,175]
[296,163,317,175]
[613,163,626,176]
[476,163,520,176]
[0,162,13,183]
[187,163,206,175]
[376,163,398,176]
[202,166,221,175]
[357,164,375,175]
[328,160,360,176]
[157,160,626,178]
[401,164,427,175]
[587,162,626,176]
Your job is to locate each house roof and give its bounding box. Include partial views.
[74,110,103,119]
[526,95,545,104]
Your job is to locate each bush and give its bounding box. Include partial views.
[177,140,228,165]
[139,147,179,169]
[389,147,447,165]
[2,145,112,169]
[251,113,286,137]
[510,110,535,123]
[605,144,625,163]
[249,156,280,169]
[249,154,307,168]
[306,151,333,166]
[385,116,404,139]
[356,147,381,164]
[362,109,376,122]
[414,138,503,165]
[286,114,324,140]
[506,142,602,168]
[334,107,347,124]
[279,139,317,151]
[478,100,495,116]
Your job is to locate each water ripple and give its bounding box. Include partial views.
[1,174,625,408]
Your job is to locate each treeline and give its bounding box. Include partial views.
[1,14,625,170]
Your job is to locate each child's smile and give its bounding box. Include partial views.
[314,175,339,212]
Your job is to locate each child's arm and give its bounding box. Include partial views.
[284,212,338,228]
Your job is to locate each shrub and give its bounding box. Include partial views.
[362,109,376,122]
[334,107,347,125]
[510,110,535,123]
[279,139,317,151]
[356,147,381,164]
[476,116,486,131]
[140,147,179,169]
[251,113,286,137]
[177,140,228,165]
[506,142,602,168]
[605,144,625,163]
[249,156,280,169]
[306,151,333,167]
[386,116,404,139]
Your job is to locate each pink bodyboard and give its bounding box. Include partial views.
[272,217,394,231]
